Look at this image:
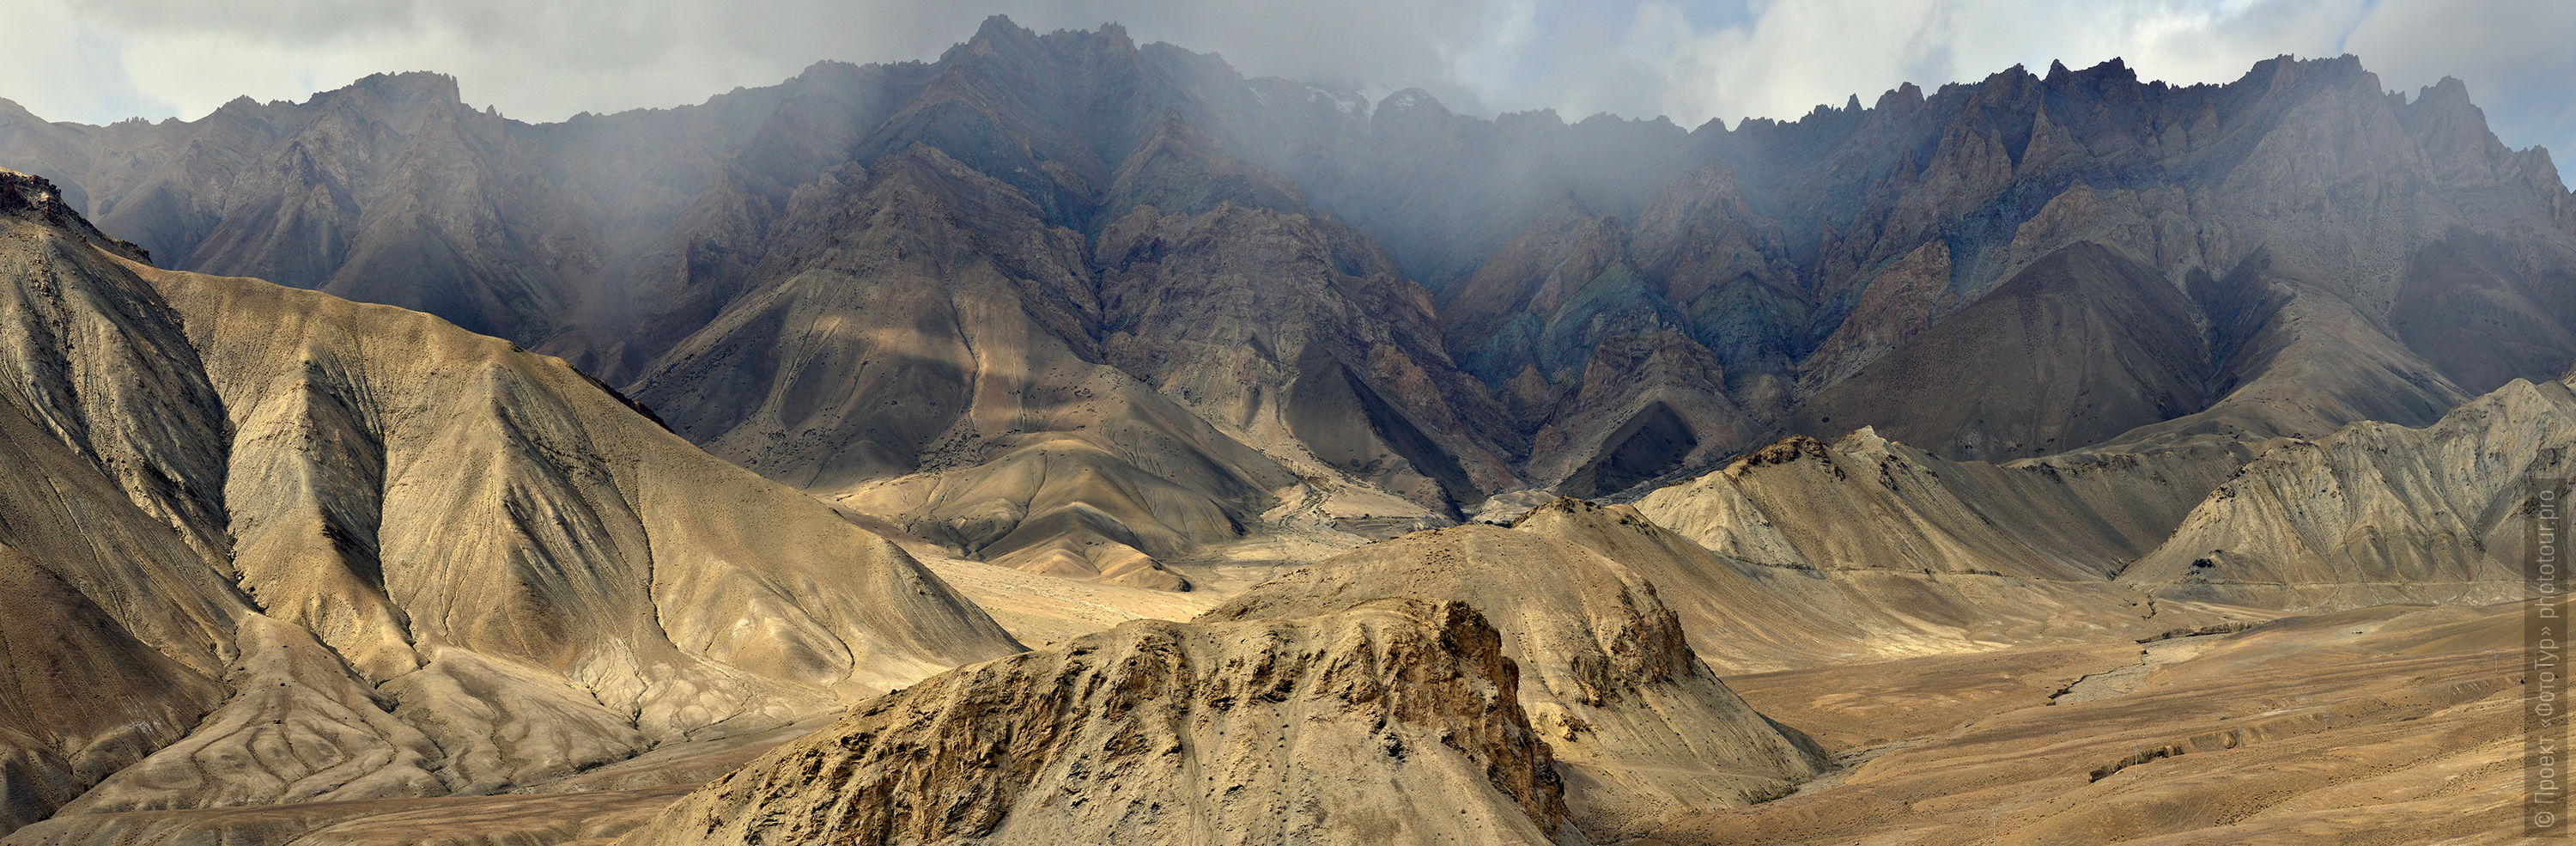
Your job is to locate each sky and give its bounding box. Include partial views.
[5,0,2570,187]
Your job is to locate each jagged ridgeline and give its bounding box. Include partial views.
[3,16,2568,588]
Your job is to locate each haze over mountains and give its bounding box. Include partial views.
[0,12,2569,846]
[4,15,2570,587]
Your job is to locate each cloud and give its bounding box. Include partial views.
[1433,0,2565,187]
[1455,0,2373,123]
[0,0,169,122]
[3,0,1514,123]
[0,0,2564,187]
[17,0,1001,121]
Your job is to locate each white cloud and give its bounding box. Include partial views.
[7,0,1516,122]
[1435,0,2564,186]
[0,0,169,122]
[1461,0,2371,125]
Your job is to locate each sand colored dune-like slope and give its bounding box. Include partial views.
[0,167,1024,837]
[2125,367,2576,608]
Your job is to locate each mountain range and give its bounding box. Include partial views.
[0,14,2568,846]
[6,17,2569,585]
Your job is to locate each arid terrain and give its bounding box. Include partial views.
[0,13,2569,846]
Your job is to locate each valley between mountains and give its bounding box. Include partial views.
[0,14,2569,846]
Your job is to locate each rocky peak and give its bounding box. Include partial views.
[616,603,1582,846]
[1979,63,2041,97]
[2031,57,2148,115]
[970,13,1035,45]
[952,13,1052,63]
[0,167,149,263]
[1376,87,1453,119]
[1498,107,1566,131]
[2080,56,2137,86]
[1728,434,1834,476]
[2398,74,2515,182]
[2418,75,2477,107]
[0,166,57,211]
[1091,21,1135,51]
[335,70,464,110]
[2236,52,2374,100]
[1874,81,1927,113]
[1204,522,1823,837]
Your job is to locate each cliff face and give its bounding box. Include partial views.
[1201,518,1823,839]
[618,602,1585,846]
[0,167,1023,834]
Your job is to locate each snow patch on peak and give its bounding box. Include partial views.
[1309,86,1371,118]
[1380,88,1443,113]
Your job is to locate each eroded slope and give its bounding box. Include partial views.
[618,602,1583,846]
[0,167,1024,836]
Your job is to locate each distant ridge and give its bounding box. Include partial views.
[0,15,2568,575]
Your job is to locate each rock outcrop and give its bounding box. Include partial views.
[1202,518,1823,839]
[617,602,1585,846]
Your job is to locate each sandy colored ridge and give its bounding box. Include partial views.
[0,166,1023,837]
